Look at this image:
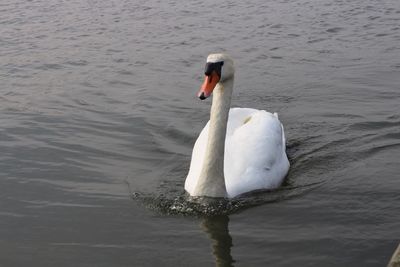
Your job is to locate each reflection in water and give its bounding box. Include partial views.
[201,216,234,267]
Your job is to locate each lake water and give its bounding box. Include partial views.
[1,0,399,266]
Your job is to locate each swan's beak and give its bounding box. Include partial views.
[198,71,220,100]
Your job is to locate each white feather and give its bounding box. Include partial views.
[185,107,289,198]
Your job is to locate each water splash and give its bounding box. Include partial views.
[131,181,322,217]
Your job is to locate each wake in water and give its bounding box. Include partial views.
[130,181,322,217]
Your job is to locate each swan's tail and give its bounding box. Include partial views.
[280,124,287,151]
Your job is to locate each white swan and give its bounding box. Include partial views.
[185,53,290,198]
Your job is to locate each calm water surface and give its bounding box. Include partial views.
[1,0,400,266]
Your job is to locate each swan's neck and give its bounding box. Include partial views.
[193,78,234,197]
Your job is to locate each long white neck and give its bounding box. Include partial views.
[193,78,234,197]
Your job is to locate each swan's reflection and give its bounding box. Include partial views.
[201,215,235,267]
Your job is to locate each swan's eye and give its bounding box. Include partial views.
[204,63,213,76]
[204,61,224,77]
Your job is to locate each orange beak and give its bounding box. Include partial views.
[197,71,220,100]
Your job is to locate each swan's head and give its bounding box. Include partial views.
[198,53,235,100]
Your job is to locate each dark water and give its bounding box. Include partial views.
[1,0,400,266]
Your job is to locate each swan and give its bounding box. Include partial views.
[185,53,290,198]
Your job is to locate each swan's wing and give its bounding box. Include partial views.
[185,108,290,198]
[224,108,290,197]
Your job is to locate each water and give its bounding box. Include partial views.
[1,0,399,266]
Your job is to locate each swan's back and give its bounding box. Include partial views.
[225,108,289,197]
[185,108,290,198]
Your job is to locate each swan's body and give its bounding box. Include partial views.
[185,53,289,198]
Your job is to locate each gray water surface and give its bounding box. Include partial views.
[1,0,400,266]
